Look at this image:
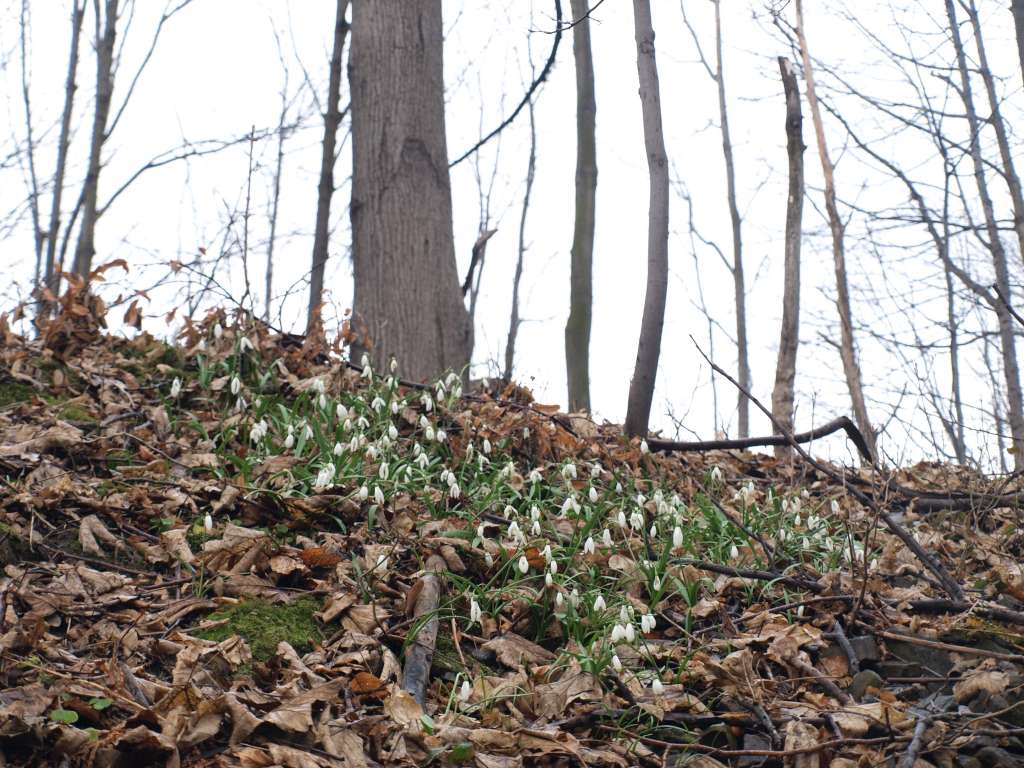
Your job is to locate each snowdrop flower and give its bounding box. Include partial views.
[778,529,788,543]
[652,575,662,591]
[640,440,650,454]
[317,393,327,409]
[629,511,644,530]
[477,455,489,471]
[649,524,658,539]
[611,654,623,672]
[213,322,224,339]
[531,520,541,536]
[602,528,613,548]
[374,486,385,505]
[230,376,241,395]
[619,605,631,623]
[529,469,543,484]
[333,442,344,456]
[239,336,254,352]
[390,358,398,373]
[378,462,390,481]
[436,429,447,443]
[391,400,399,415]
[366,444,379,461]
[371,396,385,412]
[729,544,740,560]
[449,482,461,500]
[484,552,494,567]
[590,462,602,478]
[303,424,314,441]
[710,465,723,482]
[831,499,840,514]
[562,462,577,481]
[549,560,558,575]
[376,553,389,571]
[235,396,248,413]
[523,427,531,439]
[204,513,213,533]
[636,493,647,507]
[555,591,564,609]
[530,506,541,522]
[593,595,607,612]
[356,415,370,430]
[617,511,628,529]
[641,613,656,633]
[611,624,626,643]
[170,377,182,398]
[517,555,529,574]
[794,513,802,527]
[284,433,295,450]
[508,520,523,542]
[615,481,623,493]
[469,598,482,626]
[505,505,516,519]
[796,604,805,618]
[545,572,553,588]
[477,523,487,540]
[348,435,360,452]
[583,536,596,555]
[589,486,599,503]
[652,678,664,696]
[482,438,492,455]
[673,527,684,548]
[459,679,472,703]
[251,419,269,443]
[388,423,398,440]
[413,452,428,470]
[421,393,433,412]
[620,623,633,643]
[424,425,436,442]
[314,465,335,490]
[358,485,369,502]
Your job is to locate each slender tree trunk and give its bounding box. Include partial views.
[709,0,749,438]
[73,0,118,280]
[794,0,876,462]
[1012,0,1024,89]
[42,1,85,306]
[505,94,537,382]
[349,0,471,382]
[946,0,1024,467]
[266,98,287,323]
[624,0,669,438]
[772,57,804,457]
[19,1,43,294]
[565,0,597,413]
[307,0,349,332]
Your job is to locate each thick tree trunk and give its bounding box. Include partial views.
[43,1,85,304]
[1012,0,1024,89]
[565,0,597,413]
[795,0,877,463]
[72,0,118,279]
[624,0,669,438]
[947,0,1024,467]
[307,0,349,332]
[349,0,471,382]
[771,57,804,458]
[711,0,749,438]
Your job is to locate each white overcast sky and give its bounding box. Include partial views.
[3,0,1022,467]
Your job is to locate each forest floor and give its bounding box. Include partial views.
[1,295,1024,768]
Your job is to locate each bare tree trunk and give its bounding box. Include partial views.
[350,0,472,382]
[710,0,749,437]
[565,0,597,413]
[19,0,43,295]
[794,0,876,462]
[624,0,669,438]
[266,100,287,324]
[43,1,85,305]
[72,0,118,280]
[504,94,537,382]
[307,0,349,332]
[772,57,804,457]
[1012,0,1024,89]
[946,0,1024,467]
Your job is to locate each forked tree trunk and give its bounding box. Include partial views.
[307,0,349,332]
[624,0,669,438]
[771,57,804,457]
[794,0,876,462]
[565,0,597,413]
[946,0,1024,467]
[72,0,118,279]
[349,0,471,382]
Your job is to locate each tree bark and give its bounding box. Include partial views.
[624,0,669,438]
[349,0,472,382]
[43,1,85,304]
[565,0,597,413]
[711,0,749,438]
[946,0,1024,467]
[307,0,349,332]
[505,93,537,382]
[771,57,804,457]
[72,0,118,280]
[794,0,876,462]
[1012,0,1024,90]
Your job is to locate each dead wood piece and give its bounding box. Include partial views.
[401,554,447,706]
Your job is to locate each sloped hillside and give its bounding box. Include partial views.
[1,303,1023,768]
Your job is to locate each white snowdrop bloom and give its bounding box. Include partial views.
[482,438,492,455]
[304,424,314,440]
[641,613,656,633]
[640,440,650,454]
[436,429,447,443]
[508,520,523,541]
[602,528,613,548]
[652,678,664,696]
[652,575,662,591]
[371,485,384,505]
[619,605,630,623]
[545,572,553,588]
[517,555,529,574]
[570,588,580,608]
[801,488,810,498]
[356,415,370,430]
[388,423,398,440]
[794,513,802,527]
[330,441,343,456]
[549,560,558,575]
[484,552,494,567]
[235,394,247,412]
[284,433,295,450]
[528,506,540,522]
[593,595,606,611]
[583,536,596,555]
[635,493,647,506]
[589,487,599,503]
[418,415,430,429]
[376,553,389,571]
[391,400,399,415]
[358,485,369,501]
[650,524,658,539]
[379,435,392,450]
[791,496,802,514]
[204,513,213,533]
[230,376,241,395]
[522,427,531,439]
[449,482,461,500]
[778,529,788,542]
[379,462,390,481]
[366,444,379,461]
[213,322,224,339]
[170,377,182,398]
[673,527,684,548]
[445,470,457,488]
[251,420,269,443]
[452,384,462,399]
[630,511,644,530]
[710,466,723,482]
[341,417,353,433]
[562,462,577,480]
[617,511,628,529]
[476,523,487,541]
[318,393,327,409]
[371,396,385,412]
[348,436,360,452]
[239,335,254,352]
[555,591,564,609]
[611,654,623,672]
[314,465,335,490]
[729,544,740,560]
[796,604,805,618]
[831,499,840,514]
[529,468,543,484]
[412,442,423,457]
[435,381,447,399]
[459,679,472,703]
[541,544,552,563]
[478,455,489,471]
[625,623,636,642]
[824,538,834,552]
[469,598,482,626]
[312,378,326,395]
[870,558,878,572]
[807,514,818,529]
[505,505,517,518]
[610,624,626,643]
[420,392,434,412]
[425,425,436,442]
[389,358,398,373]
[615,481,623,493]
[591,462,602,478]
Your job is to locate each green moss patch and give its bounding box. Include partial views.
[0,380,36,409]
[197,597,323,661]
